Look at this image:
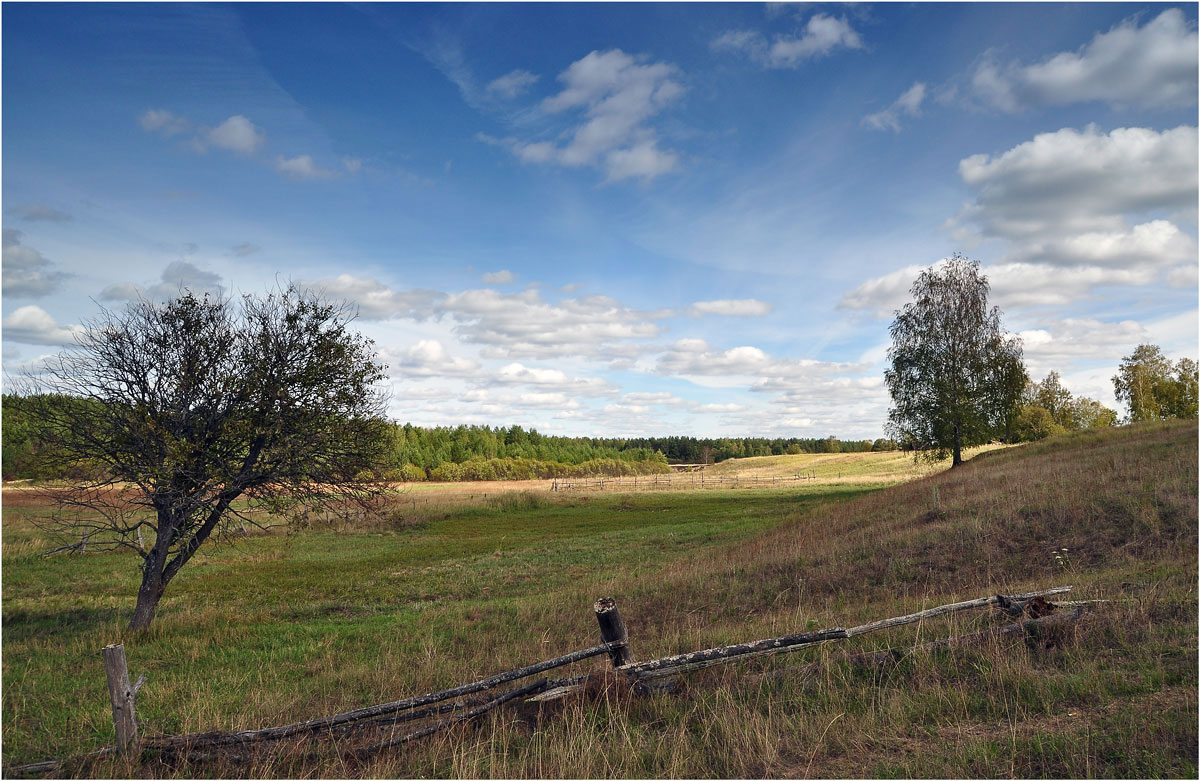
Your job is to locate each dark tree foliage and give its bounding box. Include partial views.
[885,255,1027,466]
[18,287,389,630]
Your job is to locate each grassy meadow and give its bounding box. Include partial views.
[1,421,1196,777]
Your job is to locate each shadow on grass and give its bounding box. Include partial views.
[3,605,125,640]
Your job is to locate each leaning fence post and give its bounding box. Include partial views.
[594,597,633,667]
[102,644,141,755]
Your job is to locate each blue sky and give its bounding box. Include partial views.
[3,2,1197,439]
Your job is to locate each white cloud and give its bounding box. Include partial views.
[2,230,69,298]
[298,274,446,320]
[502,49,684,182]
[862,82,927,132]
[389,340,480,378]
[492,362,615,395]
[657,338,863,383]
[440,287,667,360]
[101,260,224,303]
[275,154,335,180]
[463,388,583,411]
[971,9,1198,111]
[1019,220,1196,268]
[839,257,1172,318]
[852,124,1200,316]
[139,108,190,136]
[690,298,773,317]
[955,125,1197,242]
[1167,264,1199,289]
[482,269,516,284]
[2,305,81,346]
[712,13,863,68]
[297,275,664,361]
[342,157,363,174]
[5,203,73,222]
[1017,317,1150,374]
[487,69,539,98]
[205,115,265,154]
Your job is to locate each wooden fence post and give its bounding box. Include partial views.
[102,644,142,755]
[594,597,633,667]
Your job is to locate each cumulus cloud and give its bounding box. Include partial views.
[389,340,480,378]
[840,257,1171,318]
[954,124,1197,242]
[971,9,1197,111]
[1016,317,1150,374]
[842,124,1200,318]
[1019,220,1196,269]
[487,69,540,98]
[2,230,69,298]
[712,13,863,68]
[139,108,190,136]
[657,338,863,382]
[275,154,335,180]
[5,204,73,222]
[205,115,265,154]
[862,82,927,132]
[443,287,667,359]
[101,260,225,303]
[462,388,582,411]
[501,49,684,182]
[492,362,615,395]
[482,269,516,284]
[298,274,446,320]
[690,298,773,317]
[2,305,82,345]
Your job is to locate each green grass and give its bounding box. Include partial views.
[2,422,1196,778]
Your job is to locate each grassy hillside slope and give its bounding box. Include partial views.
[2,421,1195,777]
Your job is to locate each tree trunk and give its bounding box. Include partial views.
[129,565,167,631]
[129,516,173,631]
[952,422,963,467]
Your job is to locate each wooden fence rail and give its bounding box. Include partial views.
[6,585,1081,776]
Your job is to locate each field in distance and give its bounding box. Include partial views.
[1,423,1194,777]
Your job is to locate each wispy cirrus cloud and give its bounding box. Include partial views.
[487,69,539,98]
[862,82,927,132]
[5,203,73,223]
[689,298,773,317]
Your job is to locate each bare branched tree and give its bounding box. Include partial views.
[18,286,390,629]
[885,254,1027,467]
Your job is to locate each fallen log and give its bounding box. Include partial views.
[841,606,1088,668]
[621,627,848,678]
[355,678,550,757]
[145,642,619,751]
[844,586,1072,637]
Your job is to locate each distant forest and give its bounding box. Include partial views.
[385,422,889,472]
[1,395,893,482]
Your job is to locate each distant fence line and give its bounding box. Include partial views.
[7,586,1090,776]
[551,471,824,492]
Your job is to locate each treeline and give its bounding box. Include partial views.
[378,424,893,480]
[2,398,898,483]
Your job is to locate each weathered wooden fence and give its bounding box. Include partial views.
[551,471,824,492]
[7,585,1088,776]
